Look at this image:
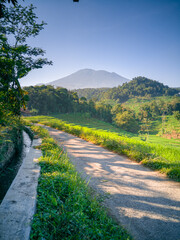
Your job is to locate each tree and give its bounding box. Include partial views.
[173,111,180,121]
[0,0,18,18]
[0,4,52,115]
[111,104,123,115]
[114,111,140,133]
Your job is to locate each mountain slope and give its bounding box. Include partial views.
[47,69,130,90]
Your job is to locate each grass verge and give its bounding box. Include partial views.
[25,116,180,181]
[30,125,131,240]
[51,113,180,149]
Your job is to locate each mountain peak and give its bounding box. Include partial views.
[47,69,130,90]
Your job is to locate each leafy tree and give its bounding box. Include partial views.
[24,85,76,115]
[95,103,112,122]
[111,104,123,115]
[88,99,96,116]
[114,111,140,133]
[0,0,18,17]
[173,111,180,121]
[0,4,52,115]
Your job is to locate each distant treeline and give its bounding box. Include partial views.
[24,77,180,133]
[24,85,112,122]
[76,77,179,103]
[75,88,109,101]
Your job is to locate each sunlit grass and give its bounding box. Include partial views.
[122,96,174,113]
[30,125,131,240]
[25,116,180,181]
[52,113,180,150]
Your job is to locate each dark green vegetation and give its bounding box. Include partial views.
[25,82,180,135]
[0,101,25,168]
[104,76,179,101]
[29,124,131,240]
[24,85,113,123]
[77,76,179,103]
[26,116,180,181]
[0,4,51,165]
[0,0,17,18]
[75,87,109,101]
[0,4,52,115]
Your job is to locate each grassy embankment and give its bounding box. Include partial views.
[26,115,180,181]
[0,115,23,166]
[29,124,131,240]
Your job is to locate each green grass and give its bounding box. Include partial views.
[163,115,180,134]
[51,113,180,150]
[29,125,131,240]
[0,117,24,165]
[122,96,174,113]
[25,116,180,181]
[52,113,136,138]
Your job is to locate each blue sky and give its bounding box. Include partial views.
[20,0,180,87]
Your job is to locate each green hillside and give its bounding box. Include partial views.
[76,77,179,103]
[102,76,179,103]
[122,96,177,113]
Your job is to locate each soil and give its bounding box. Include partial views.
[163,130,180,139]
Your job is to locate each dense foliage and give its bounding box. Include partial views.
[104,76,179,103]
[24,85,113,123]
[24,85,76,114]
[77,77,179,104]
[0,4,51,169]
[75,88,109,101]
[0,4,52,115]
[0,0,17,18]
[24,84,180,134]
[0,103,23,166]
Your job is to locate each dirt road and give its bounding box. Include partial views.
[42,125,180,240]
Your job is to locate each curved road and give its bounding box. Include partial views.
[43,125,180,240]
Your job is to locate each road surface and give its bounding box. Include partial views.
[42,125,180,240]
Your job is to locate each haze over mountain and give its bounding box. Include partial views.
[47,69,130,90]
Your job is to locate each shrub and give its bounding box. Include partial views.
[114,112,140,133]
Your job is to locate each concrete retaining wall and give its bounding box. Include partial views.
[0,138,42,240]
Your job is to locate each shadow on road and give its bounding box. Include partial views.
[43,126,180,240]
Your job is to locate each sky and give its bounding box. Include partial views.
[18,0,180,87]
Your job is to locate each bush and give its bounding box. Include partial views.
[114,111,140,133]
[173,111,180,120]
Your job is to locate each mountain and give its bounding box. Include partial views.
[47,69,130,90]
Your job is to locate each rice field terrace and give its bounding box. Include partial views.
[25,114,180,181]
[49,113,180,150]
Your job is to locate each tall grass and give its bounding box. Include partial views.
[25,116,180,181]
[30,125,131,240]
[51,113,180,148]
